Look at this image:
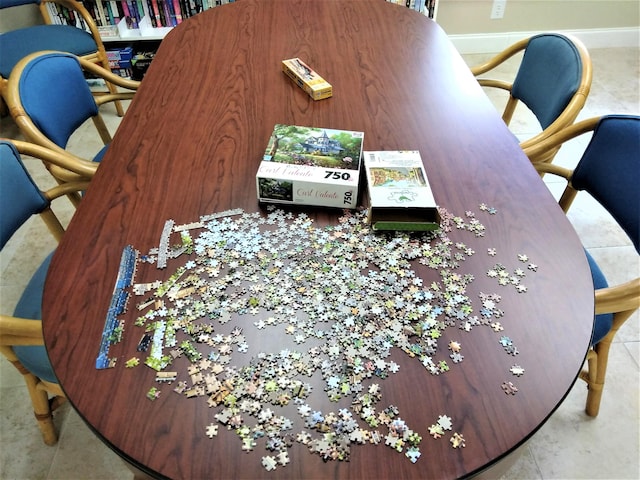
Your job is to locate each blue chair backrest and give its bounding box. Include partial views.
[511,33,583,130]
[0,141,49,249]
[571,115,640,253]
[0,0,39,8]
[19,52,99,149]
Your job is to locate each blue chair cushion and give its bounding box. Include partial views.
[13,252,58,384]
[0,25,97,78]
[13,253,58,383]
[585,250,613,346]
[571,115,640,253]
[19,52,100,149]
[512,34,582,130]
[0,141,49,249]
[0,0,39,8]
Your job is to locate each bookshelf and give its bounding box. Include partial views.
[43,0,437,77]
[47,0,438,43]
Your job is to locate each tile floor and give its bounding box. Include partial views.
[0,46,638,480]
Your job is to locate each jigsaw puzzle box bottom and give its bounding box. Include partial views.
[256,125,364,209]
[364,150,440,231]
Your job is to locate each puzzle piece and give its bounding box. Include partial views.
[450,432,465,448]
[501,381,518,395]
[241,436,256,452]
[125,357,139,368]
[277,451,290,466]
[205,423,218,438]
[405,446,421,463]
[146,387,160,401]
[437,415,453,431]
[428,424,444,439]
[261,456,277,471]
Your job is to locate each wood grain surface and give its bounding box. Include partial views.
[42,1,594,478]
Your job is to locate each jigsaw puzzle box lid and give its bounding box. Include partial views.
[256,124,364,209]
[364,150,440,231]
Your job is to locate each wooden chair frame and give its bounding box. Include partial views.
[471,34,593,165]
[0,0,126,116]
[0,139,90,445]
[5,51,139,205]
[531,117,640,416]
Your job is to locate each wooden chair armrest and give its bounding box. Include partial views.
[7,102,90,160]
[520,94,591,153]
[6,139,98,179]
[0,315,44,346]
[79,59,142,91]
[45,181,92,201]
[476,79,513,92]
[595,277,640,315]
[95,92,137,108]
[532,161,578,213]
[469,37,529,76]
[533,162,573,179]
[523,116,601,162]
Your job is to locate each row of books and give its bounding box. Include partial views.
[80,0,236,30]
[44,0,236,31]
[44,0,436,35]
[44,2,92,31]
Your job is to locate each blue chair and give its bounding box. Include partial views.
[5,51,138,205]
[0,0,126,116]
[470,33,592,165]
[532,115,640,416]
[0,139,90,444]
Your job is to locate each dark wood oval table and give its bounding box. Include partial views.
[42,1,594,478]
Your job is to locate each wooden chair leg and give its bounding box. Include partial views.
[12,360,58,445]
[581,348,604,417]
[105,82,125,117]
[581,309,635,417]
[97,55,125,117]
[91,114,113,145]
[502,96,518,126]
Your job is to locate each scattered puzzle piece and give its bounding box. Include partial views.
[405,447,421,463]
[107,206,533,470]
[501,381,518,395]
[146,387,160,401]
[125,357,139,368]
[450,432,466,448]
[205,423,218,438]
[437,415,453,431]
[261,455,277,471]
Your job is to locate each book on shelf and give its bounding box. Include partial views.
[257,124,364,209]
[364,150,440,231]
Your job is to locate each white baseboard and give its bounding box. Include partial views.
[449,27,640,54]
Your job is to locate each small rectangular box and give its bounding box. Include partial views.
[107,46,133,62]
[364,150,440,231]
[131,52,155,81]
[282,58,332,101]
[97,25,119,38]
[257,124,364,209]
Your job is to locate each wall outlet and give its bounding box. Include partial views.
[491,0,506,19]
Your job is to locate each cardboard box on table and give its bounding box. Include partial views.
[257,124,364,209]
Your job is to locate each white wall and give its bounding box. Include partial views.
[437,0,640,53]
